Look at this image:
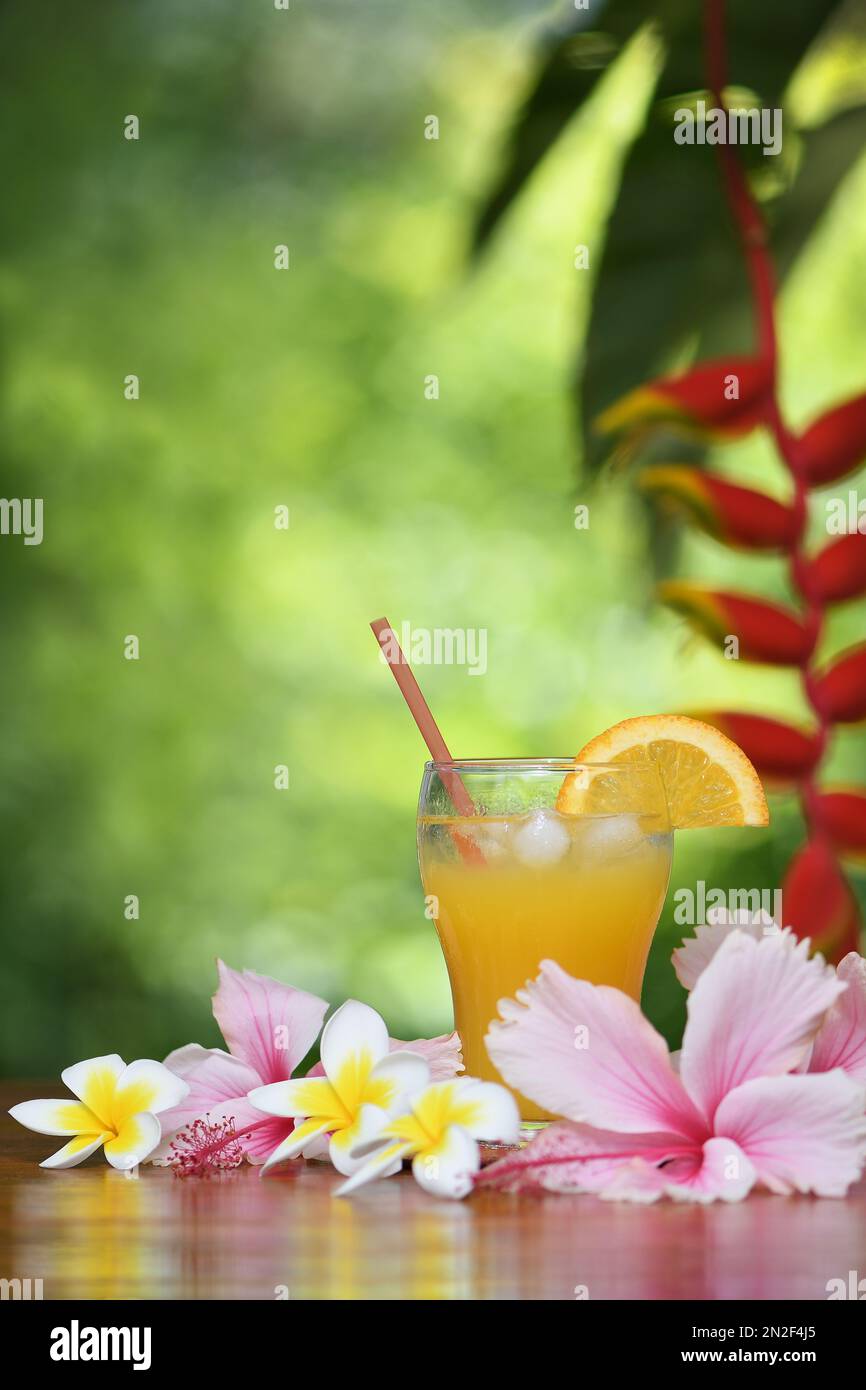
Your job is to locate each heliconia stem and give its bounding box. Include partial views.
[691,0,862,959]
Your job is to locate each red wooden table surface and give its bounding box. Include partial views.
[2,1082,865,1301]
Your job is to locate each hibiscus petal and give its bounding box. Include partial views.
[40,1132,112,1170]
[103,1112,162,1170]
[809,953,866,1083]
[595,1159,671,1203]
[306,1031,465,1083]
[236,1115,294,1165]
[672,908,780,990]
[113,1059,189,1123]
[485,960,704,1138]
[680,929,845,1125]
[715,1071,866,1197]
[660,1138,757,1204]
[8,1099,105,1137]
[389,1032,463,1079]
[158,1046,263,1135]
[61,1055,125,1129]
[476,1121,683,1195]
[412,1124,480,1199]
[212,959,328,1084]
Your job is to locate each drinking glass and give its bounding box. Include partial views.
[417,758,672,1123]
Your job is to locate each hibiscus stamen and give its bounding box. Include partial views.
[167,1116,267,1178]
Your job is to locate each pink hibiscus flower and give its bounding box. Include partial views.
[483,931,866,1202]
[673,911,866,1083]
[155,960,462,1165]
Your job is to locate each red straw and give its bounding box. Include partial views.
[370,617,477,821]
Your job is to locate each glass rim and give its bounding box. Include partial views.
[424,757,660,774]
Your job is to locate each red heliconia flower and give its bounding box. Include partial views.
[812,642,866,725]
[814,790,866,865]
[595,357,772,439]
[782,839,861,963]
[799,391,866,487]
[806,532,866,605]
[659,582,815,666]
[639,467,796,552]
[689,711,822,788]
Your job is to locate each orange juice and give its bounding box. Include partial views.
[418,808,672,1121]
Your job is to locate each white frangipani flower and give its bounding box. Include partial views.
[9,1054,189,1170]
[336,1077,521,1199]
[248,999,430,1176]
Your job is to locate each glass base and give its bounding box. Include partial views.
[483,1120,549,1152]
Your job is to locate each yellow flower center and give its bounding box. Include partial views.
[385,1083,482,1155]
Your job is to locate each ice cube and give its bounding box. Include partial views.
[475,833,509,859]
[460,820,511,858]
[513,810,571,865]
[577,814,644,857]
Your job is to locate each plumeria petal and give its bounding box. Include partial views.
[680,931,845,1125]
[334,1140,414,1196]
[113,1059,189,1123]
[320,1000,389,1107]
[103,1112,162,1170]
[8,1099,105,1137]
[412,1124,479,1198]
[366,1051,430,1115]
[212,959,328,1084]
[260,1118,332,1174]
[390,1032,463,1080]
[306,1031,464,1083]
[248,1076,347,1124]
[299,1130,331,1161]
[328,1103,399,1177]
[435,1079,520,1144]
[61,1055,125,1129]
[40,1132,112,1170]
[486,960,704,1138]
[672,907,781,990]
[715,1071,866,1197]
[809,953,866,1083]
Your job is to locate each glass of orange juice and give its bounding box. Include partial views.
[417,758,672,1123]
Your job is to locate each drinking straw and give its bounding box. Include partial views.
[370,617,479,825]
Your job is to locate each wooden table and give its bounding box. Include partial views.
[2,1082,865,1301]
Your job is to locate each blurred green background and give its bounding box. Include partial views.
[1,0,864,1074]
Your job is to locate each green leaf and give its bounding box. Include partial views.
[578,0,855,473]
[471,5,649,255]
